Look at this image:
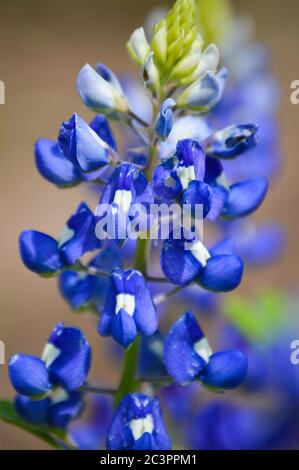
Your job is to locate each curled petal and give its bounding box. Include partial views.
[35,139,81,187]
[206,124,258,159]
[155,99,175,141]
[9,355,51,397]
[200,350,248,390]
[46,323,91,391]
[15,395,50,425]
[181,180,212,219]
[198,255,244,292]
[222,178,268,219]
[161,237,203,286]
[59,202,102,266]
[48,390,83,429]
[163,312,208,385]
[19,230,63,275]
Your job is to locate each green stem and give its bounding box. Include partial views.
[114,336,141,408]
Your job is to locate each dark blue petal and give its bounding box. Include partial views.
[9,355,51,396]
[59,271,96,310]
[222,178,268,219]
[59,202,102,266]
[19,230,63,275]
[198,255,244,292]
[206,124,258,159]
[89,115,117,150]
[133,433,156,450]
[111,309,137,348]
[207,184,229,221]
[163,312,208,385]
[204,156,224,184]
[176,139,206,181]
[181,181,213,219]
[46,324,91,391]
[151,396,172,450]
[48,390,83,429]
[200,350,248,390]
[15,395,50,425]
[132,273,158,336]
[107,393,170,450]
[155,99,175,141]
[35,139,81,187]
[161,237,202,286]
[152,158,182,201]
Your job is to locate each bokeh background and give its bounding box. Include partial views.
[0,0,298,449]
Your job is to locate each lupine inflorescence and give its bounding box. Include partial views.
[7,0,274,450]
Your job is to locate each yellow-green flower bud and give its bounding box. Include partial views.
[151,19,168,65]
[127,27,151,66]
[180,43,219,85]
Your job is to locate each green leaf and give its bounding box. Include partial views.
[0,399,63,449]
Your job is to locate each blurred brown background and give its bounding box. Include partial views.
[0,0,298,449]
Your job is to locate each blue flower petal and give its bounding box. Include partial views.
[176,139,206,182]
[9,355,51,396]
[15,395,50,425]
[198,255,244,292]
[59,271,96,310]
[112,309,137,348]
[48,390,83,429]
[155,99,175,141]
[46,323,91,391]
[35,139,81,187]
[133,433,156,450]
[89,114,117,150]
[161,237,203,286]
[222,178,268,219]
[206,124,258,159]
[19,230,63,275]
[107,393,170,450]
[163,312,208,385]
[73,114,109,173]
[200,350,248,390]
[59,202,102,266]
[181,180,213,219]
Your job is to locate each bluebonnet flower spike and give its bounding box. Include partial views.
[164,312,247,389]
[107,393,171,450]
[98,269,158,348]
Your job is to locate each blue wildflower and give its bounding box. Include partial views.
[35,113,116,187]
[204,124,259,159]
[98,269,158,348]
[107,393,171,450]
[161,230,243,291]
[98,163,154,241]
[59,246,121,311]
[19,202,102,276]
[9,323,91,428]
[164,312,247,389]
